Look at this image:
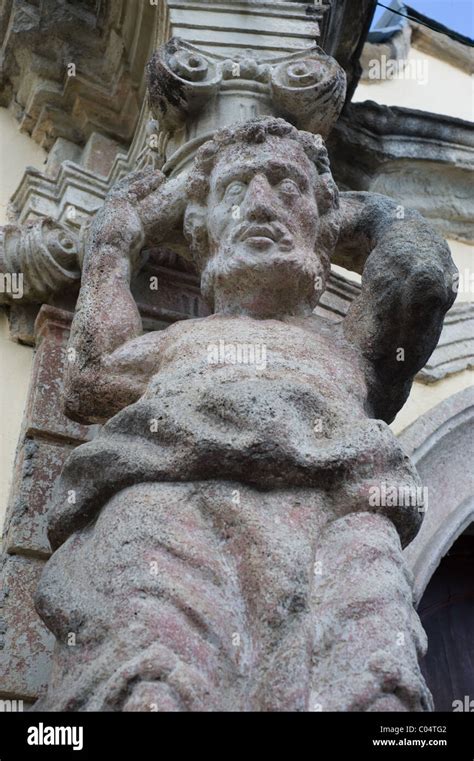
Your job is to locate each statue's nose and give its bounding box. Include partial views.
[242,174,277,222]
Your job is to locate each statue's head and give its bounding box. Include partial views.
[184,117,340,318]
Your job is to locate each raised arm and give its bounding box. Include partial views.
[335,192,458,423]
[64,169,186,425]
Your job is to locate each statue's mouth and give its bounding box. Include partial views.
[239,225,279,245]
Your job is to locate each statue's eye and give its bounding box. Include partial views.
[278,179,300,196]
[224,181,246,201]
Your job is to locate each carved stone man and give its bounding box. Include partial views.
[35,117,457,712]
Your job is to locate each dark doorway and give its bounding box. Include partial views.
[418,528,474,712]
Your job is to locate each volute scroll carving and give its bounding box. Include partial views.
[146,38,347,163]
[0,218,81,305]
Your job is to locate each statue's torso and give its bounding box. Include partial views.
[99,313,400,488]
[144,312,368,421]
[103,312,414,491]
[48,313,422,548]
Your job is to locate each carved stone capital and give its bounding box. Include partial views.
[146,38,347,173]
[270,49,347,136]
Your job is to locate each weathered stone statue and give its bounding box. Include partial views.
[34,117,457,712]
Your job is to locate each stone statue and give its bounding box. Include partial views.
[34,117,457,712]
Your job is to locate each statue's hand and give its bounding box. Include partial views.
[86,168,167,277]
[107,167,167,206]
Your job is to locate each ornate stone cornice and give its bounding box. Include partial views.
[328,101,474,244]
[9,154,113,230]
[0,0,156,150]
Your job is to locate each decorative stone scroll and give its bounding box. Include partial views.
[147,38,347,173]
[0,219,81,305]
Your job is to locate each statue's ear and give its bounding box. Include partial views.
[318,173,338,216]
[315,175,341,270]
[183,201,209,265]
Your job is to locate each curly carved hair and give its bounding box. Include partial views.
[184,117,341,278]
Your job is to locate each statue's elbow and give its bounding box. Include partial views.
[62,370,106,426]
[409,262,458,315]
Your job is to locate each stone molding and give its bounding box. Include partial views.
[417,302,474,383]
[328,100,474,244]
[0,0,157,150]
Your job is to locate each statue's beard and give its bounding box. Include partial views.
[200,242,327,317]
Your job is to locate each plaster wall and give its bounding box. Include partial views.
[0,108,45,530]
[0,108,46,225]
[0,312,33,530]
[353,46,473,122]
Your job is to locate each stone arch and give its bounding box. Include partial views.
[399,386,474,605]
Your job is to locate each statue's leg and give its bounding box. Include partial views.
[35,481,329,712]
[199,484,329,712]
[309,512,433,712]
[35,478,430,712]
[35,481,254,711]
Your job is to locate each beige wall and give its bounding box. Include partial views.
[0,107,46,225]
[391,369,473,435]
[0,313,33,530]
[0,108,45,530]
[354,46,473,122]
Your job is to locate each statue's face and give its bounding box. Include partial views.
[202,137,325,316]
[207,137,320,261]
